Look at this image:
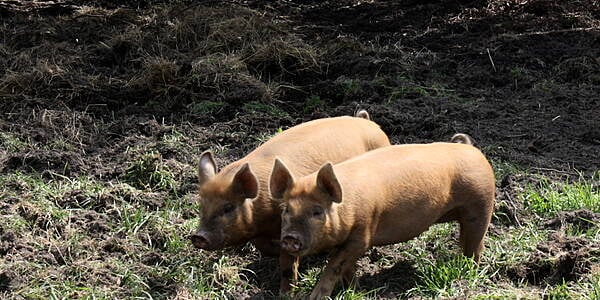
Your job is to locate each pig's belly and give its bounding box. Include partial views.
[371,216,438,246]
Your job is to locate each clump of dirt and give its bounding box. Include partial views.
[545,209,600,232]
[494,174,539,227]
[2,150,84,175]
[0,230,17,256]
[102,237,127,255]
[0,271,13,292]
[70,210,111,237]
[508,232,599,285]
[56,189,112,211]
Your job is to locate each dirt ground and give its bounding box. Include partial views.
[0,0,599,298]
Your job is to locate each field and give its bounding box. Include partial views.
[1,0,599,298]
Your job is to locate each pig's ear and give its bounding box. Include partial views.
[198,151,217,185]
[269,158,294,200]
[316,162,342,203]
[231,163,259,199]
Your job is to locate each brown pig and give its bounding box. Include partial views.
[269,134,495,299]
[190,111,390,292]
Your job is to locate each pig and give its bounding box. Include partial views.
[269,134,495,299]
[190,110,390,292]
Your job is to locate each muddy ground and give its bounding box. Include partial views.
[0,0,599,298]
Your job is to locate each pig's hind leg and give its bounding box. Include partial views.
[457,197,494,263]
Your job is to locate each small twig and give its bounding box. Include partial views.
[504,134,528,138]
[504,193,521,227]
[498,27,597,38]
[530,167,580,176]
[486,48,497,72]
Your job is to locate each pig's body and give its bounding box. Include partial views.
[192,114,390,291]
[271,141,495,299]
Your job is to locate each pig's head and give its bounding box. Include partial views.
[269,158,342,256]
[191,151,259,250]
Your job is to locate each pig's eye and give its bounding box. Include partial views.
[312,206,324,217]
[223,203,235,215]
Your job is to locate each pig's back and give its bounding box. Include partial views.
[244,116,390,178]
[330,143,494,243]
[335,143,493,198]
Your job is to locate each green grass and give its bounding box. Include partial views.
[304,95,326,113]
[0,171,212,299]
[115,205,152,234]
[337,78,361,96]
[521,174,600,215]
[333,287,381,300]
[589,274,600,300]
[122,151,177,193]
[188,100,226,115]
[410,256,490,298]
[484,222,548,272]
[564,222,600,239]
[2,152,599,299]
[242,101,288,117]
[160,128,186,150]
[488,157,523,181]
[0,132,29,152]
[48,137,76,152]
[292,267,322,296]
[374,75,460,102]
[543,281,573,300]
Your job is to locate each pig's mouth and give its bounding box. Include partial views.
[190,232,223,250]
[280,233,307,255]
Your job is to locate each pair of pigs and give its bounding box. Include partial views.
[191,111,495,299]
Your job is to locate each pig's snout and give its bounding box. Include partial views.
[190,232,211,249]
[281,233,303,253]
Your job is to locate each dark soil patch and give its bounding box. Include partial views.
[0,271,13,292]
[0,231,17,256]
[508,232,599,285]
[494,174,527,227]
[1,0,598,175]
[2,150,84,175]
[102,237,127,255]
[358,248,419,296]
[70,210,111,237]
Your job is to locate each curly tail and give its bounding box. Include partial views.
[450,133,475,145]
[355,109,370,120]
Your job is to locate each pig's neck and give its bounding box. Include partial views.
[250,191,282,240]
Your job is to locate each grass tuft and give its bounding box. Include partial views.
[123,151,177,192]
[521,174,600,215]
[0,132,28,152]
[411,256,489,297]
[333,287,381,300]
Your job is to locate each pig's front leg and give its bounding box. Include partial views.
[309,239,369,300]
[279,252,300,293]
[342,261,358,289]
